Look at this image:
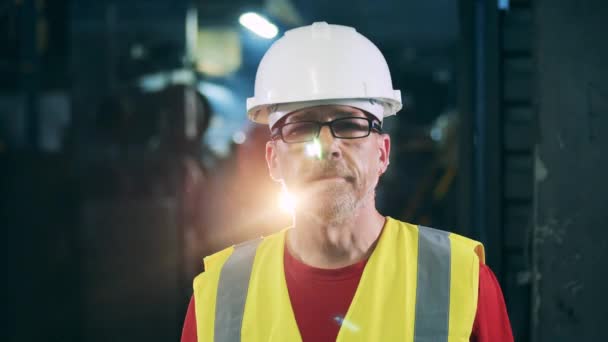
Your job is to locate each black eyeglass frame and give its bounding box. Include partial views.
[271,116,383,144]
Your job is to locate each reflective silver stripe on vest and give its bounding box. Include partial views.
[414,226,451,342]
[215,238,263,342]
[214,228,452,341]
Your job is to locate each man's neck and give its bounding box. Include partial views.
[286,204,386,269]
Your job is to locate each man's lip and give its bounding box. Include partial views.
[310,175,344,181]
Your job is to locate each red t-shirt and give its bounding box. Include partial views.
[181,246,513,342]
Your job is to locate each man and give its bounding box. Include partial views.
[182,22,513,341]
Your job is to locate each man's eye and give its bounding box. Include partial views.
[284,123,312,136]
[335,121,366,131]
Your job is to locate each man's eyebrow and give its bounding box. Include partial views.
[285,110,317,122]
[334,110,361,117]
[289,111,311,120]
[289,108,362,121]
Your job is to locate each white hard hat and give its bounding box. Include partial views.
[247,22,402,128]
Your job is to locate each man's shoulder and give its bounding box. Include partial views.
[387,217,485,263]
[196,229,286,275]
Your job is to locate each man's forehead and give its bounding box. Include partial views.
[285,105,366,121]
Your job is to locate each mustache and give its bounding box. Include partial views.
[305,162,354,181]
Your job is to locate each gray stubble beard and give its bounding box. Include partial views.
[300,179,376,226]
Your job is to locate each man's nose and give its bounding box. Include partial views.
[317,126,341,160]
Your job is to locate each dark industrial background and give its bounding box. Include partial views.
[2,0,607,341]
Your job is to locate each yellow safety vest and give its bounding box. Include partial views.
[193,217,485,341]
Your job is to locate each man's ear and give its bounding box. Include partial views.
[378,134,391,175]
[266,140,283,182]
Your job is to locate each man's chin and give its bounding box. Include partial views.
[300,204,354,223]
[298,182,350,200]
[296,189,357,220]
[296,178,347,190]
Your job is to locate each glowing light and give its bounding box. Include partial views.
[334,316,360,332]
[498,0,510,10]
[430,127,443,142]
[139,73,166,92]
[232,131,246,144]
[305,139,322,159]
[239,12,278,39]
[130,44,145,59]
[279,188,296,213]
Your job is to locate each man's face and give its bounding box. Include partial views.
[265,105,391,221]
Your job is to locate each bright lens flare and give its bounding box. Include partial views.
[334,316,361,332]
[305,139,322,159]
[239,12,278,39]
[279,188,296,213]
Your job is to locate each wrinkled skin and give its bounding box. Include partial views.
[265,105,391,225]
